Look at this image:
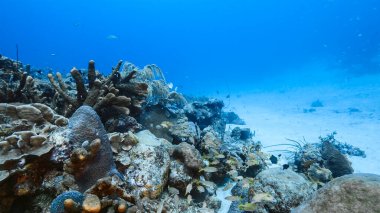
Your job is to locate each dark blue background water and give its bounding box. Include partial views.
[1,0,379,94]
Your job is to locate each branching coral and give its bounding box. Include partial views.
[0,71,44,103]
[0,56,48,103]
[48,60,149,124]
[48,60,129,117]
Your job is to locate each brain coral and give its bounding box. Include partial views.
[68,105,123,191]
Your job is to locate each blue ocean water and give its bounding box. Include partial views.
[0,0,379,94]
[1,1,380,211]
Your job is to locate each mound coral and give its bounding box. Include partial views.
[55,106,123,192]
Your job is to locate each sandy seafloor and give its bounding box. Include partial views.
[215,72,380,213]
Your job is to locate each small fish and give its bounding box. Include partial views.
[201,166,218,173]
[197,185,205,193]
[215,154,225,159]
[187,194,192,204]
[241,178,251,188]
[168,186,179,195]
[199,208,215,213]
[210,160,220,165]
[226,159,237,165]
[73,22,80,28]
[185,182,193,195]
[198,208,213,213]
[227,170,238,178]
[248,153,256,159]
[223,182,234,191]
[160,121,173,129]
[106,34,119,40]
[200,180,215,188]
[202,202,207,208]
[252,193,274,203]
[225,196,241,201]
[247,159,259,167]
[269,155,278,164]
[238,202,257,211]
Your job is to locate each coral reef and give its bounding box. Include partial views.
[0,55,371,213]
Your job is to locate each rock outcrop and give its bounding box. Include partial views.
[292,173,380,213]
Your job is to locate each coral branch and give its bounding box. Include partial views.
[122,70,137,83]
[48,73,77,105]
[70,68,87,103]
[56,72,68,92]
[88,60,96,89]
[93,93,116,111]
[83,80,101,106]
[104,60,123,86]
[15,72,27,95]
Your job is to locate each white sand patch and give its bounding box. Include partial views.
[216,182,236,213]
[222,74,380,175]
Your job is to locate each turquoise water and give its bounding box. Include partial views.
[1,0,379,94]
